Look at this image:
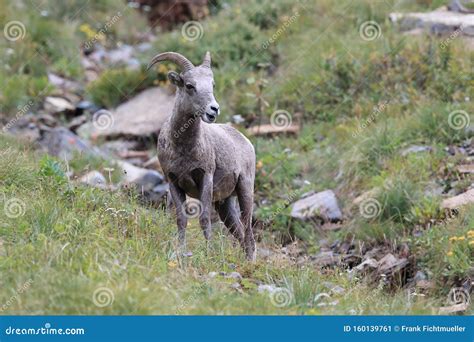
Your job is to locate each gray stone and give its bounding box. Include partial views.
[47,73,82,93]
[78,87,174,139]
[118,160,164,191]
[441,188,474,209]
[291,189,342,222]
[401,145,432,156]
[44,96,75,115]
[257,284,277,294]
[390,8,474,36]
[414,270,427,282]
[67,115,88,132]
[226,272,242,280]
[39,127,105,161]
[79,170,107,188]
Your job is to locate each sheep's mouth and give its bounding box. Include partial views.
[203,112,217,123]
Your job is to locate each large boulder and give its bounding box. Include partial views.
[39,127,105,161]
[78,87,174,139]
[291,190,343,222]
[441,188,474,209]
[390,7,474,36]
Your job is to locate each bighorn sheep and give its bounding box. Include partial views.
[147,51,257,260]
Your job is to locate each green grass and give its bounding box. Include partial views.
[1,135,449,315]
[1,0,473,315]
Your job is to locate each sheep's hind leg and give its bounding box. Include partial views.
[236,177,256,261]
[215,197,245,247]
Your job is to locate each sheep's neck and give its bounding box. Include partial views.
[170,102,202,148]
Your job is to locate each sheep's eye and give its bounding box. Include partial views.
[185,83,195,90]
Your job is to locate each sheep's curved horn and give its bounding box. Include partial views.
[202,51,211,68]
[147,52,194,72]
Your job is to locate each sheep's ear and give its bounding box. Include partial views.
[168,71,184,87]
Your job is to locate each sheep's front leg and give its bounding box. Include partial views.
[198,173,213,241]
[169,182,188,253]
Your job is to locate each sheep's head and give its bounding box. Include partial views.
[147,51,219,124]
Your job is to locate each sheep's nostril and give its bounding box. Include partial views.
[210,105,219,114]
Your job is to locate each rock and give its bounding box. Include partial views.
[78,87,174,139]
[231,282,242,291]
[257,284,277,294]
[47,73,82,93]
[3,114,41,142]
[400,145,432,156]
[231,115,246,125]
[416,280,435,290]
[438,303,469,314]
[311,251,341,267]
[291,190,342,222]
[117,150,150,160]
[247,123,300,136]
[143,155,161,170]
[35,113,57,127]
[44,96,75,115]
[100,140,141,155]
[414,270,427,282]
[79,171,107,189]
[390,8,474,36]
[449,0,474,14]
[225,272,242,281]
[118,160,164,191]
[136,42,152,52]
[39,127,105,161]
[257,247,273,259]
[76,101,100,114]
[89,44,140,69]
[377,253,408,274]
[353,189,379,205]
[441,188,474,209]
[67,115,88,132]
[323,282,345,295]
[457,164,474,174]
[208,271,218,278]
[354,258,379,272]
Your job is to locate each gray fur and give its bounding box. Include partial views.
[149,51,256,261]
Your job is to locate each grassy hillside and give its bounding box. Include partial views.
[1,0,473,314]
[0,136,451,314]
